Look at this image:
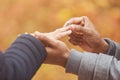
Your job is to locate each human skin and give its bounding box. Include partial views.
[34,27,72,67]
[64,16,109,53]
[33,16,109,67]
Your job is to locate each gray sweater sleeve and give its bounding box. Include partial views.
[66,49,120,80]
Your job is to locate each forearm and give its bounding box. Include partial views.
[2,34,47,80]
[66,49,114,80]
[66,49,99,80]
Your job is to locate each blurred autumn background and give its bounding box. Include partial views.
[0,0,120,80]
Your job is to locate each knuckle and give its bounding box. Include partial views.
[83,16,89,21]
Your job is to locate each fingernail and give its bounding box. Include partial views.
[66,23,71,26]
[64,21,71,27]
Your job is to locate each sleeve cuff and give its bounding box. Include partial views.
[93,53,113,80]
[78,52,98,80]
[66,49,82,75]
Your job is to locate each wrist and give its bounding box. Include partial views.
[60,50,69,68]
[98,39,109,53]
[44,50,70,68]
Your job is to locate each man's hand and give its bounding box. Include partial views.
[34,27,72,67]
[64,16,109,53]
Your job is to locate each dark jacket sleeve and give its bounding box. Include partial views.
[0,34,47,80]
[105,39,120,60]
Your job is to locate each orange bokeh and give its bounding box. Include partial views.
[0,0,120,80]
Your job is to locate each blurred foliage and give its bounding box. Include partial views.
[0,0,120,80]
